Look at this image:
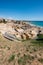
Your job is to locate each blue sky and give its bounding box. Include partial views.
[0,0,43,20]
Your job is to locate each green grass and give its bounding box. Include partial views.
[22,34,43,47]
[31,39,43,46]
[18,54,34,65]
[18,56,26,65]
[8,54,15,63]
[37,34,43,39]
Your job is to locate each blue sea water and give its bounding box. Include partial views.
[30,21,43,27]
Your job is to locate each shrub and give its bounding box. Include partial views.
[3,19,7,23]
[33,48,37,52]
[8,54,15,63]
[37,34,43,40]
[38,58,43,63]
[18,57,26,65]
[18,54,34,65]
[17,53,20,57]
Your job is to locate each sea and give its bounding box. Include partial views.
[29,21,43,27]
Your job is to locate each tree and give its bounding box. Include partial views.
[3,19,7,23]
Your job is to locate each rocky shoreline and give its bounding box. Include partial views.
[0,18,43,65]
[0,18,43,41]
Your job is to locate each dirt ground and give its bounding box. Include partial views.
[0,34,43,65]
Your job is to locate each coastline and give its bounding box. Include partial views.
[26,21,43,28]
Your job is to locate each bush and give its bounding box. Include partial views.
[18,57,26,65]
[18,54,34,65]
[17,53,20,57]
[37,34,43,40]
[8,54,15,63]
[38,58,43,63]
[31,39,43,46]
[3,19,7,23]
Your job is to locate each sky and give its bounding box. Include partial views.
[0,0,43,20]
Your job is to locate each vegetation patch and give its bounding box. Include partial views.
[17,53,20,57]
[37,34,43,39]
[18,54,34,65]
[8,54,15,63]
[38,58,43,63]
[18,56,26,65]
[31,39,43,46]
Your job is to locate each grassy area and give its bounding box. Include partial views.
[31,39,43,46]
[18,54,34,65]
[22,34,43,47]
[8,54,15,63]
[0,34,43,65]
[37,34,43,39]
